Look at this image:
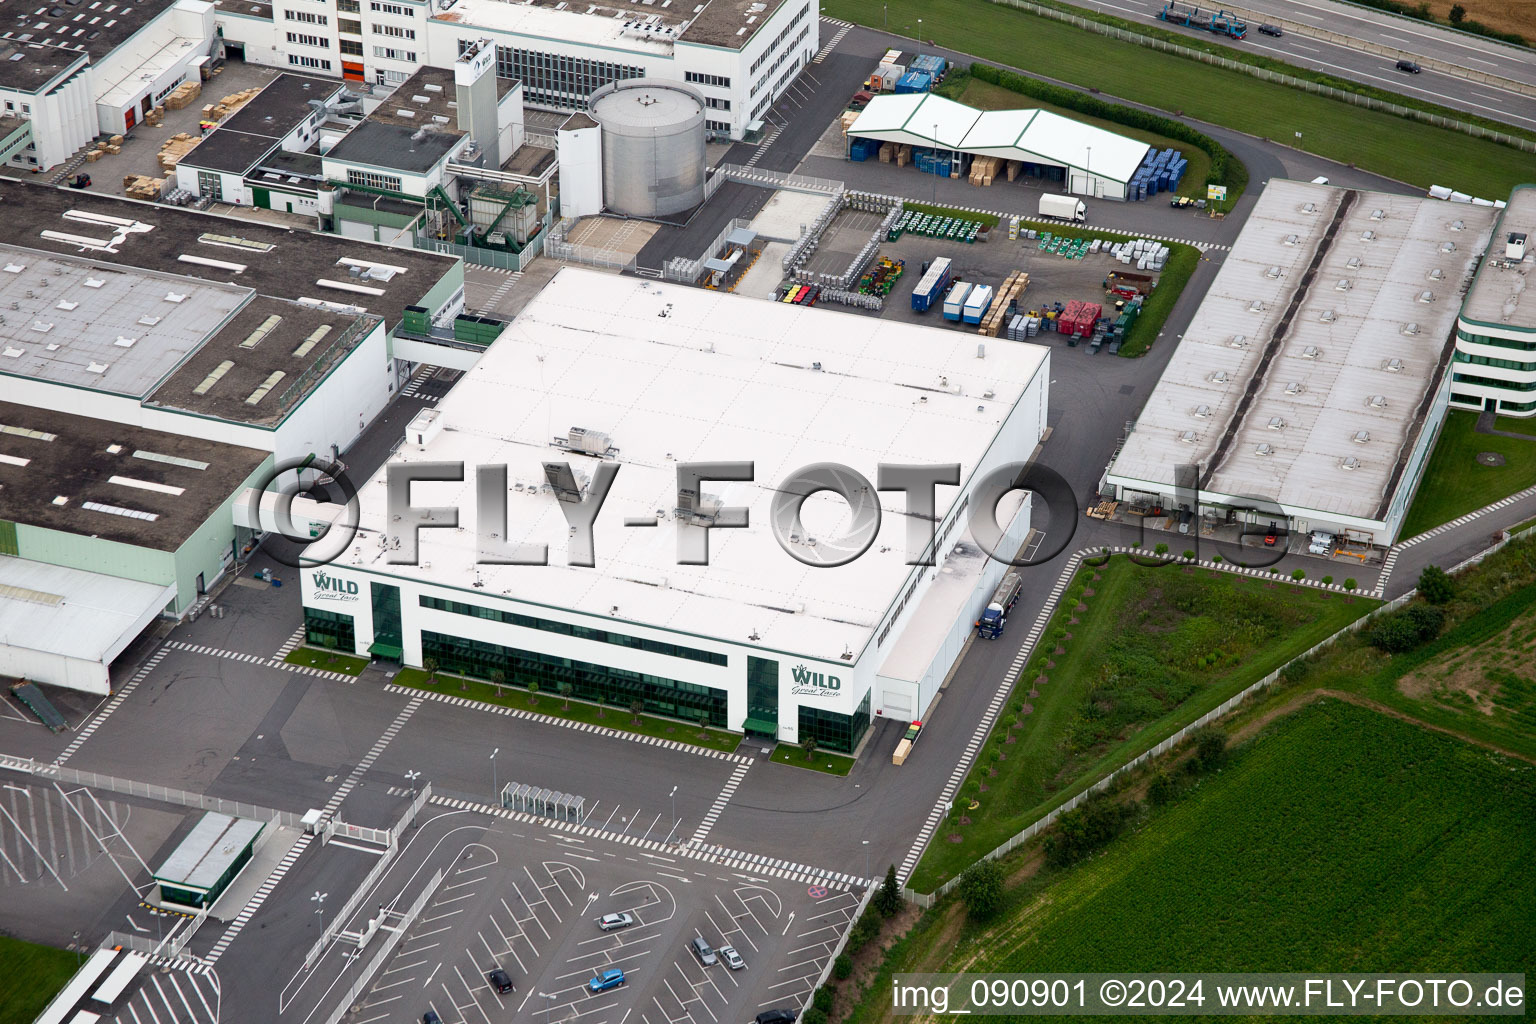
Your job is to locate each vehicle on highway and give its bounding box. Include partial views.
[689,935,719,967]
[1395,59,1421,73]
[720,945,746,970]
[589,968,626,992]
[1257,22,1282,35]
[423,1012,442,1024]
[597,912,634,931]
[488,968,515,993]
[756,1010,798,1024]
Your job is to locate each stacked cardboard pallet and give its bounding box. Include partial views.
[163,80,202,111]
[94,136,123,157]
[977,270,1029,337]
[122,175,165,200]
[1005,159,1021,181]
[840,110,859,133]
[879,141,895,163]
[157,133,202,172]
[968,155,1004,186]
[198,87,257,122]
[895,143,911,167]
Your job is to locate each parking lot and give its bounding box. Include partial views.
[348,812,862,1024]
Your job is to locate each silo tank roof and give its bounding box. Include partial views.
[591,86,703,129]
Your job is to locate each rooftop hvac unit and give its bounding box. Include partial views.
[1248,300,1265,313]
[1301,202,1317,214]
[1335,279,1351,291]
[1347,256,1362,268]
[1193,404,1212,418]
[566,426,612,455]
[1254,443,1275,456]
[1209,370,1230,383]
[1228,334,1247,348]
[1418,290,1435,303]
[1267,416,1286,430]
[1284,381,1304,395]
[1402,322,1420,335]
[1451,219,1465,231]
[1361,230,1376,241]
[1320,309,1336,322]
[1370,208,1385,220]
[1178,429,1199,444]
[1283,234,1299,246]
[1428,268,1445,280]
[1439,241,1456,253]
[1508,232,1528,262]
[1341,456,1361,470]
[1265,266,1282,279]
[1383,358,1405,373]
[1301,345,1321,359]
[1367,394,1387,408]
[1353,430,1371,444]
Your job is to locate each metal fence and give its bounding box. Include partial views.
[416,234,547,273]
[544,217,640,273]
[717,163,847,195]
[902,553,1416,908]
[4,759,305,829]
[800,885,874,1017]
[317,867,446,1024]
[662,216,754,283]
[989,0,1536,153]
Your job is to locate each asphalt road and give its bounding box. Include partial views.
[902,0,1536,130]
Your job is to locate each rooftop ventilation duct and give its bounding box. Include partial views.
[1353,430,1370,444]
[1301,345,1321,359]
[1367,394,1387,408]
[1255,443,1276,456]
[1341,456,1361,470]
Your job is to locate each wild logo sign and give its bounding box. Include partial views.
[790,664,842,697]
[310,570,360,602]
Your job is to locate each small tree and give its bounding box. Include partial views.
[875,864,904,917]
[1191,727,1228,772]
[1418,564,1456,605]
[527,680,540,706]
[559,681,573,709]
[1183,550,1195,561]
[629,698,645,724]
[1344,578,1357,591]
[490,668,506,699]
[1153,542,1169,557]
[1291,569,1305,581]
[958,860,1004,920]
[1147,771,1177,806]
[814,987,835,1015]
[1212,554,1223,564]
[1449,2,1466,21]
[422,656,442,688]
[697,712,710,737]
[1322,575,1334,586]
[801,734,819,761]
[832,954,853,981]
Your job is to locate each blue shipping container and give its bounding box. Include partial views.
[894,71,933,94]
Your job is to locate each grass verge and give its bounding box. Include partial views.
[827,0,1536,197]
[284,647,369,675]
[392,668,742,754]
[0,936,78,1024]
[769,744,855,775]
[1118,241,1198,357]
[908,558,1375,891]
[1399,411,1536,538]
[944,700,1536,973]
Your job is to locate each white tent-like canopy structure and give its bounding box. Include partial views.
[847,93,1150,200]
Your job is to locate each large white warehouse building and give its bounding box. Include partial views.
[301,269,1050,752]
[214,0,817,140]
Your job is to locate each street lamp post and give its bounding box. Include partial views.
[311,890,328,929]
[933,123,939,206]
[490,747,500,802]
[916,18,922,59]
[670,785,678,838]
[404,769,421,828]
[539,992,559,1024]
[883,3,887,30]
[72,930,81,966]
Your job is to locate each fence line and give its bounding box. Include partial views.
[317,868,446,1024]
[3,758,305,830]
[717,163,846,195]
[988,0,1536,153]
[662,216,754,283]
[416,234,546,273]
[902,552,1415,907]
[800,885,874,1017]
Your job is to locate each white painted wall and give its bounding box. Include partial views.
[1,62,96,172]
[555,125,602,219]
[0,648,110,696]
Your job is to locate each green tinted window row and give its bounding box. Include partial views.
[304,607,356,652]
[419,595,727,666]
[797,690,871,754]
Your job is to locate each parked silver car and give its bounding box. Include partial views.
[597,912,635,931]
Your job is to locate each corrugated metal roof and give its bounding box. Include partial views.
[0,558,175,665]
[154,812,264,892]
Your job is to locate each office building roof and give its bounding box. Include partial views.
[1108,179,1497,524]
[325,120,463,176]
[430,0,787,52]
[153,812,265,892]
[0,399,268,550]
[336,268,1049,662]
[179,74,343,175]
[0,179,459,328]
[1461,184,1536,332]
[0,36,87,92]
[7,0,179,64]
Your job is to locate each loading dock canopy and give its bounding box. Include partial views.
[847,94,1151,185]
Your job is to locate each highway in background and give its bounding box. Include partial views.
[992,0,1536,130]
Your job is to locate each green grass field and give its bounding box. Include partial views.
[1400,411,1536,538]
[284,647,369,675]
[392,668,742,753]
[769,745,856,775]
[908,560,1374,890]
[0,936,78,1024]
[950,700,1536,975]
[955,77,1212,200]
[826,0,1534,198]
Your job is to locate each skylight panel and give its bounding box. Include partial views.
[81,500,158,521]
[110,475,185,496]
[133,450,209,471]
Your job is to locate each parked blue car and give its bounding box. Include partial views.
[589,969,626,993]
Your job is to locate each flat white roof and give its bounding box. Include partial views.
[849,95,1150,183]
[155,811,264,891]
[1461,184,1536,330]
[0,245,249,398]
[0,558,175,665]
[337,268,1048,662]
[1108,180,1497,524]
[433,0,675,54]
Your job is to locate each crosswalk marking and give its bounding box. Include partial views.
[165,641,355,682]
[690,761,751,844]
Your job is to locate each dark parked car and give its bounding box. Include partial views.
[757,1010,798,1024]
[488,968,514,993]
[423,1012,443,1024]
[1395,59,1421,73]
[1257,23,1282,35]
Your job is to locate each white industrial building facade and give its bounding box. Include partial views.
[302,269,1049,750]
[1104,180,1498,547]
[215,0,817,140]
[1450,185,1536,417]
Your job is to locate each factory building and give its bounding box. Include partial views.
[301,269,1050,751]
[1103,179,1498,548]
[1450,184,1536,416]
[846,93,1152,202]
[2,0,220,171]
[213,0,816,140]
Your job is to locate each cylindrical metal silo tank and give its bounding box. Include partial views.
[589,79,706,218]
